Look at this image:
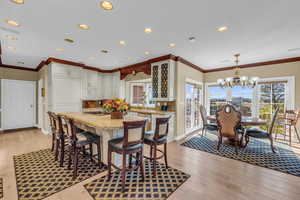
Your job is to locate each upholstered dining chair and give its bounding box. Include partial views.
[199,105,218,136]
[216,104,242,154]
[61,116,102,179]
[143,117,170,176]
[107,120,147,192]
[245,107,280,153]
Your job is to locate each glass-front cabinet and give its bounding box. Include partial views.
[151,59,176,101]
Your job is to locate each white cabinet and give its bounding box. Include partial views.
[82,70,99,99]
[151,59,176,101]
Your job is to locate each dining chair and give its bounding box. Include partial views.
[48,111,56,152]
[143,117,170,176]
[275,110,300,146]
[199,105,218,136]
[61,116,102,179]
[216,104,242,154]
[107,120,146,192]
[245,107,279,153]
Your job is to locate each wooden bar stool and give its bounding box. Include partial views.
[144,117,170,176]
[61,116,102,179]
[48,111,56,152]
[107,120,146,192]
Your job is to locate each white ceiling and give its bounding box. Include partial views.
[1,0,300,70]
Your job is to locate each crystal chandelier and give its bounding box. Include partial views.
[217,54,258,88]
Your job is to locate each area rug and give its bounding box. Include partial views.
[182,133,300,177]
[84,161,190,200]
[0,178,3,199]
[13,149,107,200]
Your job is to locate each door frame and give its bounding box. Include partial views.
[184,78,203,134]
[1,79,37,130]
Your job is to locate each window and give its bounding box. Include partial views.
[128,81,155,107]
[232,86,253,117]
[207,85,227,115]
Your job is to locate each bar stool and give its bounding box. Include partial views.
[61,116,102,179]
[144,117,170,176]
[107,120,146,192]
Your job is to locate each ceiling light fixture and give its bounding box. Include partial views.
[5,20,20,27]
[217,54,258,88]
[64,38,74,43]
[217,26,228,32]
[6,46,16,50]
[6,35,17,40]
[145,51,150,55]
[100,50,109,53]
[100,1,113,10]
[56,48,64,52]
[144,28,152,34]
[188,37,196,42]
[119,40,126,46]
[78,24,89,30]
[169,43,176,47]
[10,0,24,4]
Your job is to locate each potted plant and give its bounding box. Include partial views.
[103,99,130,119]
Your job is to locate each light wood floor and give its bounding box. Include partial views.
[1,129,300,200]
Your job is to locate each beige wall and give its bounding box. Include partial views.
[176,61,204,137]
[37,65,49,132]
[204,61,300,110]
[0,67,38,81]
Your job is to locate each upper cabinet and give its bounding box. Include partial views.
[151,59,176,101]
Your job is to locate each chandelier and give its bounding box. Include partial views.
[217,54,258,88]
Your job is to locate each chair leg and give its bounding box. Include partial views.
[245,135,250,148]
[201,127,205,137]
[284,124,287,141]
[294,126,300,144]
[121,152,127,192]
[289,125,292,146]
[73,147,78,179]
[129,154,133,168]
[107,146,112,180]
[217,136,222,150]
[60,137,65,167]
[234,139,238,155]
[150,144,153,159]
[89,144,93,163]
[55,138,59,161]
[51,132,55,151]
[153,144,157,176]
[135,152,140,165]
[140,150,145,182]
[96,142,102,168]
[68,145,72,170]
[270,136,276,153]
[164,143,168,168]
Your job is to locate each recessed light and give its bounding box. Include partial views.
[188,37,196,42]
[100,50,109,53]
[6,35,17,40]
[144,28,152,34]
[288,48,300,52]
[169,43,176,47]
[6,46,16,50]
[64,38,74,43]
[56,48,64,52]
[119,40,126,46]
[17,61,25,64]
[100,1,113,10]
[217,26,228,32]
[145,51,150,55]
[10,0,24,4]
[5,20,20,27]
[78,24,89,30]
[88,56,95,60]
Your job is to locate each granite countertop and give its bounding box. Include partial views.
[59,112,146,129]
[82,107,104,113]
[130,108,175,115]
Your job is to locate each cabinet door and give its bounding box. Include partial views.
[160,62,169,99]
[152,64,159,99]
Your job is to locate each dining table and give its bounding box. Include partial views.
[59,112,147,165]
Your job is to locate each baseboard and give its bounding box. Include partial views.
[174,128,202,142]
[41,129,50,135]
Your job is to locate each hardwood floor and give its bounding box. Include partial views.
[1,129,300,200]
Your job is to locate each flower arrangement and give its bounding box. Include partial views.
[102,98,130,114]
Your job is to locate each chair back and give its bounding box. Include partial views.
[50,112,63,136]
[123,120,146,148]
[216,104,241,138]
[48,111,55,133]
[285,110,300,126]
[268,107,280,135]
[60,116,76,141]
[199,105,208,125]
[154,117,170,141]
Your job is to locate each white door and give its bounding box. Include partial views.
[2,79,36,130]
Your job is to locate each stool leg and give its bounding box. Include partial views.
[289,125,292,146]
[164,143,168,168]
[153,145,157,177]
[97,142,102,168]
[73,147,78,179]
[140,149,145,181]
[121,152,127,192]
[55,138,59,161]
[89,144,93,163]
[51,132,55,151]
[60,136,65,167]
[129,154,132,168]
[107,146,112,180]
[68,145,72,170]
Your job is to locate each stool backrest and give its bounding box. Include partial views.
[50,112,63,135]
[154,117,170,141]
[60,116,76,141]
[47,111,55,133]
[216,104,241,138]
[123,120,146,148]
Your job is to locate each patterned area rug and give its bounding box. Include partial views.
[0,178,3,199]
[182,134,300,177]
[84,161,190,200]
[13,149,107,200]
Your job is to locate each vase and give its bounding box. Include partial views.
[110,111,123,119]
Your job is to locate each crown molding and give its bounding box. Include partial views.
[0,64,36,71]
[204,56,300,73]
